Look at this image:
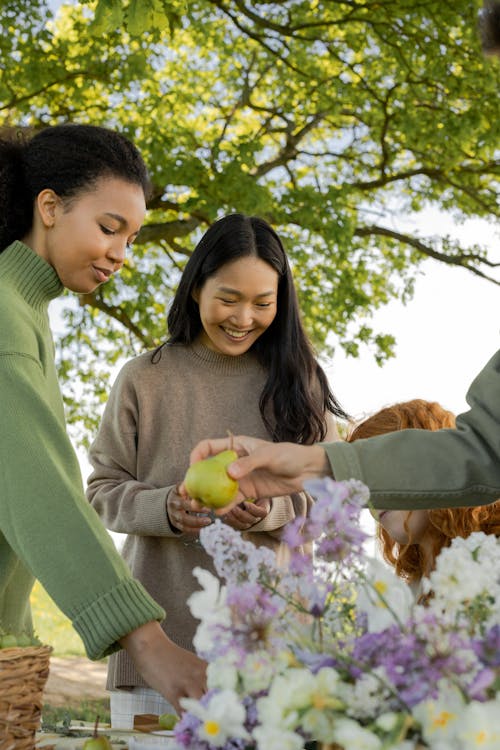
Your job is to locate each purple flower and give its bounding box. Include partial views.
[173,710,204,748]
[468,667,497,700]
[473,624,500,667]
[288,550,314,576]
[350,622,476,708]
[227,582,282,623]
[200,521,277,584]
[292,647,338,673]
[283,478,370,566]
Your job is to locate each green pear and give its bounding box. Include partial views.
[184,449,239,508]
[82,717,112,750]
[158,712,179,730]
[82,737,112,750]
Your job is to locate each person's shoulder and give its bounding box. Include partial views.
[115,344,186,382]
[0,286,37,354]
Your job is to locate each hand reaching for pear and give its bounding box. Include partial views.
[179,448,271,529]
[182,435,332,515]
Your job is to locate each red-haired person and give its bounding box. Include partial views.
[347,400,500,585]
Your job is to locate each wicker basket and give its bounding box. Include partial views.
[0,645,52,750]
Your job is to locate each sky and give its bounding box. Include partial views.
[324,214,499,422]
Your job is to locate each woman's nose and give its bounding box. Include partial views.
[107,239,127,269]
[231,305,253,327]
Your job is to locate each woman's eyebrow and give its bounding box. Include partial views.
[217,286,275,297]
[104,212,127,226]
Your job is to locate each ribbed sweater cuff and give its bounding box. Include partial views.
[322,441,363,485]
[135,487,181,537]
[250,496,294,532]
[70,579,165,661]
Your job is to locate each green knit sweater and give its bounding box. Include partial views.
[325,348,500,509]
[0,241,164,659]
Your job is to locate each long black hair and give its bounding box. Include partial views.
[0,123,151,251]
[165,213,348,444]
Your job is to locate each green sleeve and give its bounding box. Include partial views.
[323,348,500,510]
[0,353,164,659]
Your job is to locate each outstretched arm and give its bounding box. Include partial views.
[184,437,331,514]
[120,622,206,715]
[188,349,500,512]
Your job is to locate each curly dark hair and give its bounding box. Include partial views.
[0,123,151,251]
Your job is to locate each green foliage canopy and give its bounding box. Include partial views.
[1,0,499,442]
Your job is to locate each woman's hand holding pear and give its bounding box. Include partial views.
[183,435,332,514]
[222,497,271,530]
[167,487,212,534]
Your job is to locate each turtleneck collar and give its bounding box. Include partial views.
[186,338,263,376]
[0,241,64,310]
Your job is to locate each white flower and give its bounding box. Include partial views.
[256,673,301,729]
[331,717,382,749]
[188,568,232,656]
[356,557,414,632]
[253,725,304,750]
[181,689,249,747]
[241,650,277,694]
[374,711,401,732]
[206,656,238,691]
[454,698,500,749]
[300,668,345,742]
[338,668,391,719]
[257,667,344,743]
[188,567,228,622]
[424,533,500,612]
[412,679,465,747]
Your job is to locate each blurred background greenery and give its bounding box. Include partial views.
[31,581,85,657]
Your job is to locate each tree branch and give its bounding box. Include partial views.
[77,292,154,346]
[135,216,202,246]
[354,225,500,285]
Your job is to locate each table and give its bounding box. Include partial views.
[37,724,177,749]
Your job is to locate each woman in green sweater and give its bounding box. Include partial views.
[86,213,346,727]
[0,123,205,713]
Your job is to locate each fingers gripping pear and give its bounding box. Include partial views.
[184,450,239,508]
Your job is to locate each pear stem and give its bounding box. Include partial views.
[94,715,99,738]
[226,429,234,451]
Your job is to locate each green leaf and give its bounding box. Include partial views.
[90,0,124,34]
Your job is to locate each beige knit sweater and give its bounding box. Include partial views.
[87,341,327,689]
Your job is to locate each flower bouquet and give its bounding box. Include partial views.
[172,478,500,750]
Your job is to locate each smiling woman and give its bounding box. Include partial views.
[85,212,348,728]
[193,254,279,356]
[21,176,146,293]
[0,123,207,715]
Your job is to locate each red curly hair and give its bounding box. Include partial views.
[347,399,500,582]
